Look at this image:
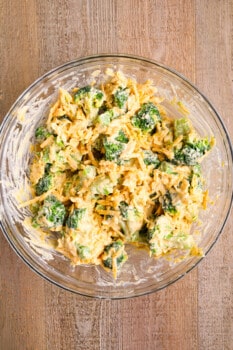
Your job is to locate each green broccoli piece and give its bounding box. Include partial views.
[55,136,65,149]
[148,215,196,255]
[132,102,161,132]
[93,91,105,107]
[174,138,211,165]
[102,240,127,270]
[174,118,190,139]
[72,166,96,193]
[161,192,177,215]
[104,240,123,253]
[114,87,129,109]
[74,243,91,259]
[119,201,141,222]
[102,130,129,162]
[147,216,172,241]
[35,174,53,196]
[103,254,127,269]
[189,164,202,183]
[159,161,177,174]
[44,163,52,174]
[91,175,115,196]
[143,150,160,168]
[119,201,129,219]
[73,86,91,101]
[95,109,114,126]
[147,215,173,255]
[191,164,201,176]
[35,126,51,141]
[118,201,143,239]
[115,130,129,143]
[34,195,66,230]
[66,208,86,229]
[41,147,50,163]
[103,139,124,161]
[102,258,113,269]
[188,164,203,192]
[130,224,148,243]
[74,85,105,110]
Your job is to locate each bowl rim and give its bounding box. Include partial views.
[0,53,233,299]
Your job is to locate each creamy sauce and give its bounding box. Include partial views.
[25,71,214,277]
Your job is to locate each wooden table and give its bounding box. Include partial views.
[1,1,233,349]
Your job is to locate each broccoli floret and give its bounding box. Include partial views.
[42,147,50,163]
[143,150,160,168]
[104,240,124,253]
[161,192,177,215]
[147,215,173,255]
[95,109,114,126]
[44,163,52,174]
[74,243,91,259]
[115,130,129,143]
[102,258,113,269]
[94,134,126,162]
[103,139,124,161]
[191,164,202,177]
[102,240,127,270]
[195,138,212,153]
[35,174,53,196]
[93,91,105,107]
[102,131,129,162]
[73,85,91,101]
[118,201,143,238]
[188,164,202,183]
[119,201,140,221]
[66,208,86,229]
[132,102,161,132]
[130,224,148,243]
[148,215,173,240]
[74,85,105,110]
[174,118,190,139]
[114,87,129,109]
[119,201,129,219]
[174,138,211,165]
[148,215,196,255]
[189,164,203,193]
[91,175,115,196]
[34,195,66,230]
[35,126,51,141]
[159,161,177,174]
[70,166,96,194]
[55,136,65,149]
[103,254,127,269]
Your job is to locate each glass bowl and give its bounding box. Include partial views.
[0,54,232,299]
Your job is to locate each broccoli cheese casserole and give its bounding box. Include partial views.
[27,71,214,278]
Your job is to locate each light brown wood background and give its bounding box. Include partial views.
[1,1,233,349]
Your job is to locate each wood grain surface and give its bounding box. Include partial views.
[0,1,233,349]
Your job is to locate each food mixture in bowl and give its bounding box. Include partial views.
[24,70,214,278]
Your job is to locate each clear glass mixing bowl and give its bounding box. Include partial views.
[0,54,232,299]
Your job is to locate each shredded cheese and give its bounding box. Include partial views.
[25,71,214,278]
